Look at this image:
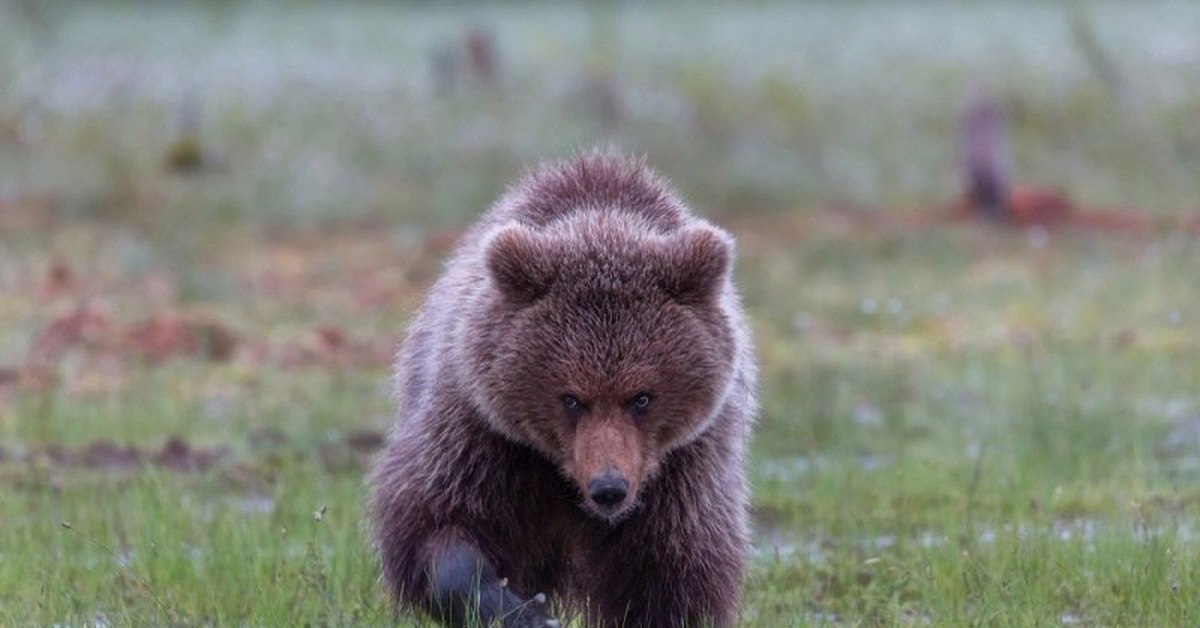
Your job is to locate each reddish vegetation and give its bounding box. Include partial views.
[79,441,143,472]
[36,260,77,299]
[0,366,24,407]
[0,430,385,476]
[0,193,58,230]
[18,302,240,390]
[152,436,228,473]
[945,189,1185,236]
[1004,186,1073,228]
[6,437,227,474]
[124,311,239,363]
[264,324,394,370]
[0,249,405,405]
[8,299,392,400]
[952,92,1187,235]
[26,303,115,369]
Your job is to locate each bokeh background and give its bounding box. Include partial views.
[2,1,1199,625]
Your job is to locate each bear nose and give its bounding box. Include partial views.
[588,475,629,507]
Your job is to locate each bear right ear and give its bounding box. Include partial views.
[656,226,733,306]
[483,225,561,304]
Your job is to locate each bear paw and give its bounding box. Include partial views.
[499,590,558,628]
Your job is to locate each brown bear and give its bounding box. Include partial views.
[370,150,757,628]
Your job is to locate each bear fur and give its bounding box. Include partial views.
[370,151,757,628]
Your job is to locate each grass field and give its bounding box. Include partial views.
[2,1,1200,626]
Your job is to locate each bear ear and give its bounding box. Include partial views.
[484,225,561,304]
[657,226,733,305]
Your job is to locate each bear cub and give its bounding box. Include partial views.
[370,151,757,628]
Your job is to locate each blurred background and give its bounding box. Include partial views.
[2,1,1199,625]
[5,0,1200,228]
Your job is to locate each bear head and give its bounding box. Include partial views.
[463,211,738,522]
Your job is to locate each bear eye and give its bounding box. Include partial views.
[628,393,653,415]
[560,394,586,417]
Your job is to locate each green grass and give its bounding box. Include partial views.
[3,221,1197,626]
[2,1,1200,626]
[737,224,1200,625]
[1,470,386,625]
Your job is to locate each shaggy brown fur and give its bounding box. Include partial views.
[370,150,757,628]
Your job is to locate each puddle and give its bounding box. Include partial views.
[752,531,827,564]
[857,453,892,472]
[915,530,944,548]
[1158,415,1200,477]
[752,517,1197,566]
[114,549,134,569]
[232,495,276,516]
[758,456,816,481]
[757,454,893,481]
[52,613,110,628]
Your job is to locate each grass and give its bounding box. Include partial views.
[2,1,1200,626]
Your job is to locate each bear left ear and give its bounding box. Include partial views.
[484,225,561,304]
[657,226,733,305]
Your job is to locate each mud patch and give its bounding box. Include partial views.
[345,429,385,453]
[79,441,142,472]
[317,428,387,473]
[124,312,239,363]
[266,324,395,370]
[0,429,387,488]
[2,437,229,474]
[153,437,229,473]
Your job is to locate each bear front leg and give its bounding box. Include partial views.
[594,559,739,628]
[587,510,745,628]
[428,535,559,628]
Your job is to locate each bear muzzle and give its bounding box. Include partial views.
[573,415,644,520]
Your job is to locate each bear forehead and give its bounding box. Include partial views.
[528,303,693,385]
[538,210,672,293]
[555,251,660,295]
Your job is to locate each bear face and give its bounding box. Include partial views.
[462,211,738,522]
